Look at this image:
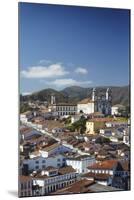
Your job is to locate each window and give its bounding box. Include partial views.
[36,166,39,169]
[57,158,60,162]
[21,183,23,190]
[42,160,46,163]
[24,183,27,189]
[35,161,39,164]
[28,181,31,188]
[42,165,46,169]
[57,163,60,167]
[48,179,51,183]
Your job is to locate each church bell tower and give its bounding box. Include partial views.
[92,88,96,101]
[106,88,112,102]
[51,94,56,105]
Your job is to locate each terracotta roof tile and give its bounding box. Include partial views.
[83,172,112,180]
[45,166,58,171]
[52,179,95,194]
[58,166,76,175]
[87,160,118,170]
[20,176,32,182]
[41,142,60,152]
[88,118,115,122]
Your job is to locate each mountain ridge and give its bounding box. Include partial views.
[20,85,130,106]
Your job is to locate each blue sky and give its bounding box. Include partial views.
[19,3,130,94]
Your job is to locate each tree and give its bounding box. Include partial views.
[64,116,71,125]
[67,116,86,134]
[20,103,32,113]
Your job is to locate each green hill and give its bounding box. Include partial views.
[20,85,130,106]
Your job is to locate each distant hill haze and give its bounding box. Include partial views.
[20,85,130,106]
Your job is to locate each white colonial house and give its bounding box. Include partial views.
[38,142,72,158]
[66,155,96,174]
[48,94,77,116]
[22,154,66,172]
[111,104,125,116]
[50,103,77,116]
[82,172,112,186]
[87,160,119,176]
[86,160,129,188]
[32,166,78,196]
[19,176,33,197]
[20,111,33,123]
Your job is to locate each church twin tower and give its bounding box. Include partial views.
[50,88,112,116]
[92,88,112,115]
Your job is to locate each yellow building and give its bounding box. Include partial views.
[86,121,95,135]
[86,119,106,135]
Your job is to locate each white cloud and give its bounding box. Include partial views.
[21,63,69,78]
[22,92,31,96]
[45,78,92,87]
[75,67,88,74]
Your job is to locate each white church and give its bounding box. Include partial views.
[49,88,112,116]
[77,88,112,115]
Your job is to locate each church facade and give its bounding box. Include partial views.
[49,88,112,116]
[77,88,112,116]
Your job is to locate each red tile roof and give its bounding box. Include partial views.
[20,127,32,134]
[88,118,115,122]
[41,142,60,152]
[87,160,118,170]
[83,172,112,180]
[45,166,58,171]
[58,166,76,175]
[19,176,32,182]
[52,179,95,194]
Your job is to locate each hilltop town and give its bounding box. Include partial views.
[19,88,130,197]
